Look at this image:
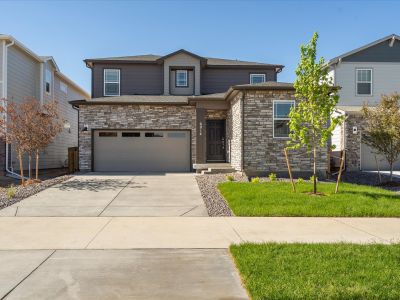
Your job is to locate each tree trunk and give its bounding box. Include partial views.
[313,147,317,194]
[18,150,25,185]
[28,154,32,179]
[35,149,39,180]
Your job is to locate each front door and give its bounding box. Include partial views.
[206,120,226,162]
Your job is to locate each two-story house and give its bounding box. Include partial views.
[72,49,327,176]
[0,35,90,177]
[329,34,400,171]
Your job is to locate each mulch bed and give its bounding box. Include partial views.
[195,173,247,217]
[0,175,73,210]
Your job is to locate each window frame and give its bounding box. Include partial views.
[45,69,52,95]
[60,81,68,94]
[175,70,188,88]
[272,100,295,139]
[250,73,266,84]
[104,69,120,97]
[355,68,373,96]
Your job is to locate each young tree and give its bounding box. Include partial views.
[288,32,344,194]
[362,93,400,182]
[0,98,63,184]
[33,100,64,180]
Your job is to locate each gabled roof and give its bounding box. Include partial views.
[0,34,89,99]
[156,49,206,63]
[328,34,400,65]
[84,48,283,70]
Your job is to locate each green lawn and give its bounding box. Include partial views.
[218,181,400,217]
[230,243,400,300]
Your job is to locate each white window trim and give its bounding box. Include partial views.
[250,73,266,84]
[175,70,188,87]
[45,69,52,95]
[104,69,120,96]
[355,68,373,96]
[272,100,295,139]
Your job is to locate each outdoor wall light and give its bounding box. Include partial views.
[82,124,88,132]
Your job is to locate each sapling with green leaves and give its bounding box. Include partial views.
[288,32,344,194]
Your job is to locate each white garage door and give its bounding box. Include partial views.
[361,142,400,171]
[93,130,190,172]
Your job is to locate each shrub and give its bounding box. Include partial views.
[226,175,234,182]
[310,175,318,182]
[297,177,304,184]
[268,173,277,182]
[7,185,16,199]
[251,177,260,183]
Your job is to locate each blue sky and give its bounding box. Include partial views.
[0,0,398,93]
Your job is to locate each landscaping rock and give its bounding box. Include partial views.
[196,173,247,217]
[0,175,73,210]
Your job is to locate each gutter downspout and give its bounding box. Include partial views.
[3,39,23,179]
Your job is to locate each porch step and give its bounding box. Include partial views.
[200,167,236,175]
[193,163,235,175]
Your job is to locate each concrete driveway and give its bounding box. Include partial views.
[0,173,208,217]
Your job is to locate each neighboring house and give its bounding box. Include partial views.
[71,49,327,176]
[328,34,400,171]
[0,35,90,176]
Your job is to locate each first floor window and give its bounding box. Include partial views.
[176,70,188,87]
[250,73,266,84]
[273,100,295,138]
[45,69,52,94]
[356,69,372,95]
[104,69,120,96]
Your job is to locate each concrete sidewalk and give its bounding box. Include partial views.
[0,217,399,250]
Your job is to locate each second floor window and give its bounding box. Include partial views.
[356,69,372,95]
[273,100,295,138]
[250,73,266,84]
[104,69,120,96]
[45,69,52,94]
[176,70,188,87]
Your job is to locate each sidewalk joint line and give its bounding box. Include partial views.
[84,218,113,249]
[1,249,56,300]
[180,206,198,216]
[97,176,133,216]
[333,218,388,243]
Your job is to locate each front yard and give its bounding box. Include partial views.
[219,181,400,217]
[231,243,400,299]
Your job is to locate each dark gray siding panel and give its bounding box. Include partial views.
[201,68,277,94]
[343,40,400,62]
[92,63,163,98]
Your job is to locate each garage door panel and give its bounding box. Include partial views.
[94,130,190,172]
[361,142,400,171]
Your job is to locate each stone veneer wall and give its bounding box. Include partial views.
[79,104,196,171]
[206,110,227,120]
[344,113,364,171]
[226,93,243,171]
[242,90,328,176]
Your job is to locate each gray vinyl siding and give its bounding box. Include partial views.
[7,45,40,102]
[92,63,163,98]
[334,62,400,106]
[343,39,400,62]
[170,69,194,95]
[201,68,277,94]
[0,41,4,98]
[36,75,79,169]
